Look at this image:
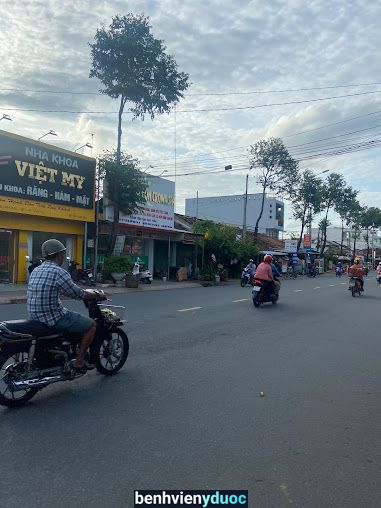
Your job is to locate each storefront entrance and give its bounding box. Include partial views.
[0,230,16,283]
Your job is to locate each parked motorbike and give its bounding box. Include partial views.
[132,263,153,284]
[68,261,96,286]
[252,278,279,307]
[0,291,129,407]
[240,268,251,287]
[28,259,42,275]
[349,276,362,297]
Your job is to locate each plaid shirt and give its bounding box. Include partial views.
[27,261,86,326]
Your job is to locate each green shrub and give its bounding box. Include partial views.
[103,256,133,280]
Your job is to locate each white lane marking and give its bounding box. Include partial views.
[329,284,336,287]
[177,306,202,312]
[294,289,303,292]
[313,287,321,289]
[340,282,346,285]
[232,298,249,302]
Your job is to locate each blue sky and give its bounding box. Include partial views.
[1,0,381,233]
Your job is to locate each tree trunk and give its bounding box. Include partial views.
[254,182,267,238]
[340,219,344,255]
[297,205,308,251]
[353,228,357,259]
[320,207,330,255]
[366,230,370,262]
[108,96,126,256]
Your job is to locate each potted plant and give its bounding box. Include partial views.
[103,256,134,287]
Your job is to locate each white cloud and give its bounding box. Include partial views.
[1,0,381,231]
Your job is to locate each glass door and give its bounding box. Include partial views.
[0,230,14,283]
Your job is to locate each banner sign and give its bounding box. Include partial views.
[284,239,298,253]
[303,234,311,247]
[0,129,95,221]
[105,175,175,230]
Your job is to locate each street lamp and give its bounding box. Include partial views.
[38,129,58,141]
[75,142,93,152]
[0,114,12,122]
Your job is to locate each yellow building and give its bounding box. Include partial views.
[0,129,95,283]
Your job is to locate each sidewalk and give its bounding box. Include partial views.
[0,279,228,305]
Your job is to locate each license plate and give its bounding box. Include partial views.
[252,286,261,292]
[349,281,355,287]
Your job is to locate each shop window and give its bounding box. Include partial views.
[0,231,13,282]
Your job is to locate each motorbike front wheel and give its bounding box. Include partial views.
[93,329,129,376]
[240,278,245,287]
[0,348,38,407]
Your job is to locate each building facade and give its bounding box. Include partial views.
[0,129,96,283]
[185,193,284,238]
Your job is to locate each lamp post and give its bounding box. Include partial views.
[38,130,58,141]
[75,142,93,152]
[0,114,12,122]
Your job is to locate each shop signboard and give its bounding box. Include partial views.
[105,175,175,230]
[284,239,298,253]
[0,129,95,221]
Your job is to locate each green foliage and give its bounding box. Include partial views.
[249,138,298,234]
[98,150,148,217]
[103,256,133,279]
[193,220,259,268]
[199,265,215,281]
[89,14,190,120]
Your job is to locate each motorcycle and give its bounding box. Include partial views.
[28,259,42,275]
[252,278,279,307]
[377,273,381,284]
[349,276,362,297]
[68,261,96,286]
[240,268,251,287]
[0,291,129,407]
[132,263,153,284]
[336,266,342,277]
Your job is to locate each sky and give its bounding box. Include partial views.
[1,0,381,235]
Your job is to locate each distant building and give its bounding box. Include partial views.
[311,226,381,251]
[185,193,284,239]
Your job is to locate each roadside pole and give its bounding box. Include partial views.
[242,174,248,239]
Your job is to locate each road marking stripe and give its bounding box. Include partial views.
[232,298,249,302]
[329,284,335,287]
[177,306,202,312]
[294,289,303,292]
[313,287,321,289]
[340,282,346,285]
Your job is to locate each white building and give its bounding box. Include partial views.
[185,193,284,238]
[311,226,381,251]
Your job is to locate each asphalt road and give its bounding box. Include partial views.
[0,274,380,508]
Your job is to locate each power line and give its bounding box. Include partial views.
[2,89,381,115]
[1,81,381,97]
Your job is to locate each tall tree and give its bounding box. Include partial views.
[90,14,189,250]
[335,186,358,255]
[249,138,298,237]
[359,207,381,261]
[319,173,346,254]
[98,150,148,255]
[291,169,324,250]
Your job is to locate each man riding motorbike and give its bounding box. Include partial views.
[348,259,364,291]
[27,239,99,373]
[254,254,275,296]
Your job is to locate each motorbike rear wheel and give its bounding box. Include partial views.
[93,329,129,376]
[240,278,245,287]
[0,348,38,407]
[253,292,261,307]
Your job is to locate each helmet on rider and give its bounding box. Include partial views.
[41,239,66,258]
[378,261,381,265]
[249,259,254,263]
[264,254,273,263]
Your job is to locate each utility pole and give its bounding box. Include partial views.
[195,191,199,277]
[242,174,249,239]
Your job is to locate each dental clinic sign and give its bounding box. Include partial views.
[0,129,95,221]
[105,175,175,230]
